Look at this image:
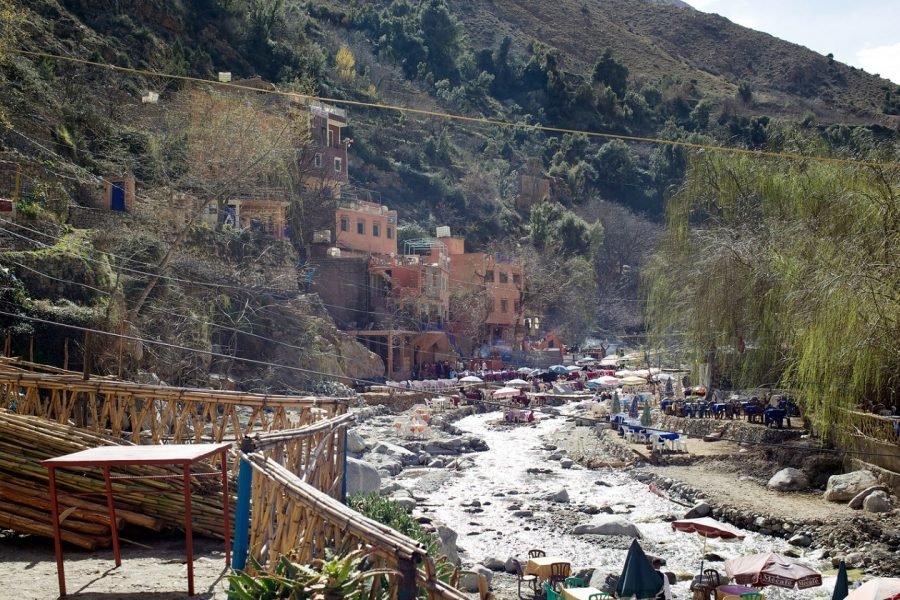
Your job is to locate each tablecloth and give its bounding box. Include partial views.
[524,556,570,580]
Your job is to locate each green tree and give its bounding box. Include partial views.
[592,48,629,98]
[689,98,712,130]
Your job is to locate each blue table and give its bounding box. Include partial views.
[765,407,786,427]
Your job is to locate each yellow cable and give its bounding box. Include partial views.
[11,49,900,169]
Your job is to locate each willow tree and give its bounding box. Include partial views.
[645,151,900,439]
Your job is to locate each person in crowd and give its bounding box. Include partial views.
[652,558,672,600]
[527,410,535,423]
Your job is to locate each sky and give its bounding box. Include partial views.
[684,0,900,84]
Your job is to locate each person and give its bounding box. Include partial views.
[652,558,672,600]
[527,410,535,423]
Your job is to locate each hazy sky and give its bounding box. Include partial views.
[684,0,900,84]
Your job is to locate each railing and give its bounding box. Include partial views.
[241,452,467,600]
[0,367,348,444]
[844,410,899,444]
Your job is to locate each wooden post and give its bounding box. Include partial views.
[29,335,34,366]
[386,332,394,380]
[63,338,69,370]
[117,320,126,380]
[82,331,91,381]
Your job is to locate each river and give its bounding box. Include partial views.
[403,406,836,599]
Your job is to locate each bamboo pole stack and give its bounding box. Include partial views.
[0,410,232,550]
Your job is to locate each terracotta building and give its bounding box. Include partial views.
[438,232,524,357]
[334,200,398,256]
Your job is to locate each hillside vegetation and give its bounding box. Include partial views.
[1,0,899,389]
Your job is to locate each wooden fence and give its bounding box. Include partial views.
[844,410,899,444]
[242,452,468,600]
[0,367,348,444]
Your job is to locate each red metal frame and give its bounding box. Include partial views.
[42,442,232,597]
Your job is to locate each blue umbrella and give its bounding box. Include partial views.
[831,560,849,600]
[617,539,663,599]
[549,365,568,374]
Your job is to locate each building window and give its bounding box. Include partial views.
[513,273,521,285]
[373,223,380,237]
[340,216,349,232]
[491,299,496,313]
[357,220,365,235]
[485,270,495,282]
[501,299,509,313]
[499,271,509,284]
[327,128,334,147]
[334,157,342,173]
[514,300,520,313]
[387,226,393,239]
[314,153,322,168]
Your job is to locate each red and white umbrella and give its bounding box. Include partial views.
[671,517,746,573]
[725,552,822,590]
[845,578,900,600]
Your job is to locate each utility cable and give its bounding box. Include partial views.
[9,49,900,170]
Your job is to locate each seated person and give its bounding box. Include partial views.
[527,410,535,423]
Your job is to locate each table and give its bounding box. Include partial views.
[43,442,232,597]
[716,584,760,599]
[562,585,607,600]
[524,556,571,580]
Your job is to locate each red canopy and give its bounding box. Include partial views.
[725,552,822,590]
[671,517,746,540]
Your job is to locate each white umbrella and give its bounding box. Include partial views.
[621,376,646,386]
[492,387,521,399]
[599,356,620,366]
[459,375,483,384]
[516,367,533,374]
[566,365,582,371]
[845,578,900,600]
[506,378,529,386]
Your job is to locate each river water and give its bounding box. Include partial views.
[407,407,836,599]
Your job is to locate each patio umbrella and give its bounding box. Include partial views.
[725,551,822,590]
[832,560,849,600]
[671,517,746,574]
[845,578,900,600]
[622,376,647,386]
[566,365,582,371]
[459,375,483,384]
[492,387,520,399]
[612,391,621,414]
[616,539,663,599]
[506,378,529,386]
[640,403,652,426]
[516,367,533,374]
[549,365,568,374]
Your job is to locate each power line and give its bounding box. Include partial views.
[9,49,900,170]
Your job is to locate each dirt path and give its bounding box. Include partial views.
[0,532,229,600]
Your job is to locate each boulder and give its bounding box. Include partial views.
[824,470,878,502]
[483,556,506,571]
[379,481,401,496]
[372,441,418,465]
[345,458,381,496]
[459,566,492,592]
[848,485,890,510]
[545,488,570,503]
[390,490,416,511]
[683,502,711,519]
[560,458,574,469]
[573,517,642,538]
[504,557,518,574]
[863,490,892,513]
[788,534,812,547]
[346,430,368,454]
[767,468,809,492]
[433,520,460,565]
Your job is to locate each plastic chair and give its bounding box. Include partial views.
[511,558,539,599]
[702,569,722,588]
[587,594,612,600]
[528,549,546,558]
[549,562,571,589]
[543,582,560,600]
[739,594,764,600]
[564,576,585,588]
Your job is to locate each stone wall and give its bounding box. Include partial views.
[656,414,804,445]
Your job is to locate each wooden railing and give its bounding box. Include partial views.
[844,410,899,444]
[0,367,348,444]
[243,453,467,600]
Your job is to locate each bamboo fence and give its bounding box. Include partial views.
[0,365,349,446]
[243,452,468,600]
[0,411,229,548]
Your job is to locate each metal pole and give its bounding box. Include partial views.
[341,426,348,503]
[397,557,418,600]
[231,439,254,572]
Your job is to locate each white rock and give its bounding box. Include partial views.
[345,458,381,496]
[683,502,711,519]
[767,468,809,492]
[433,520,460,565]
[862,490,892,513]
[573,517,642,538]
[546,488,570,503]
[346,429,368,453]
[824,470,878,502]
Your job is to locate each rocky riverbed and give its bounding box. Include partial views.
[348,398,900,599]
